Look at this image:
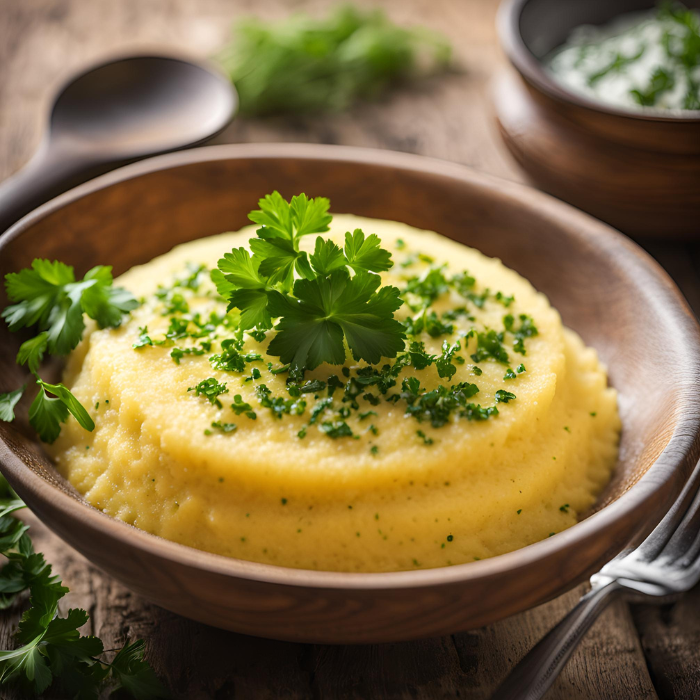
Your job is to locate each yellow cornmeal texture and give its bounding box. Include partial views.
[49,216,620,572]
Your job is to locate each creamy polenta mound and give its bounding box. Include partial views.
[49,216,620,572]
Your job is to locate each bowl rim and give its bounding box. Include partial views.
[1,142,699,591]
[497,0,700,124]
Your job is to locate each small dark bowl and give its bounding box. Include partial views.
[495,0,700,239]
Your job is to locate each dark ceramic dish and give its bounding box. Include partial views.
[495,0,700,238]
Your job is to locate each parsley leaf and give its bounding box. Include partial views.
[267,271,405,370]
[0,387,25,423]
[210,269,236,301]
[110,639,169,700]
[248,192,331,244]
[28,380,94,444]
[344,230,393,273]
[248,191,294,240]
[309,238,347,276]
[80,266,139,328]
[249,237,309,289]
[231,394,257,419]
[3,260,74,331]
[290,193,333,239]
[3,260,137,355]
[229,289,273,331]
[217,248,268,289]
[16,333,48,374]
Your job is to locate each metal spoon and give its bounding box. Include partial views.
[0,54,237,234]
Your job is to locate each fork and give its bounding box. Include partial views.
[491,459,700,700]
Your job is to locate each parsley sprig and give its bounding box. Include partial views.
[3,261,137,357]
[216,4,451,116]
[0,476,168,698]
[213,192,406,372]
[0,260,137,443]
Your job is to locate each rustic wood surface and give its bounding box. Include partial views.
[0,0,698,698]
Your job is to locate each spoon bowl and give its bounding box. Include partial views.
[0,54,237,234]
[50,56,236,157]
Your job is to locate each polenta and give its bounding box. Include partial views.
[49,215,620,572]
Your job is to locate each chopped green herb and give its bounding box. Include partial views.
[504,313,539,355]
[133,326,154,349]
[631,65,676,105]
[471,330,509,364]
[435,339,461,380]
[245,368,262,382]
[170,341,211,364]
[231,395,257,420]
[495,291,515,307]
[210,421,237,434]
[256,383,306,418]
[210,339,262,372]
[588,46,645,85]
[320,420,354,438]
[298,379,327,394]
[417,430,434,445]
[495,389,516,404]
[248,329,267,343]
[188,377,229,408]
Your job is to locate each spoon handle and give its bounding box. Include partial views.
[490,578,623,700]
[0,140,108,235]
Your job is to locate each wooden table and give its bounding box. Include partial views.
[1,0,699,698]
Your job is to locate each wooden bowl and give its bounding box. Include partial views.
[1,143,699,644]
[495,0,700,239]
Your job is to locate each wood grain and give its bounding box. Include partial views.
[0,0,698,698]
